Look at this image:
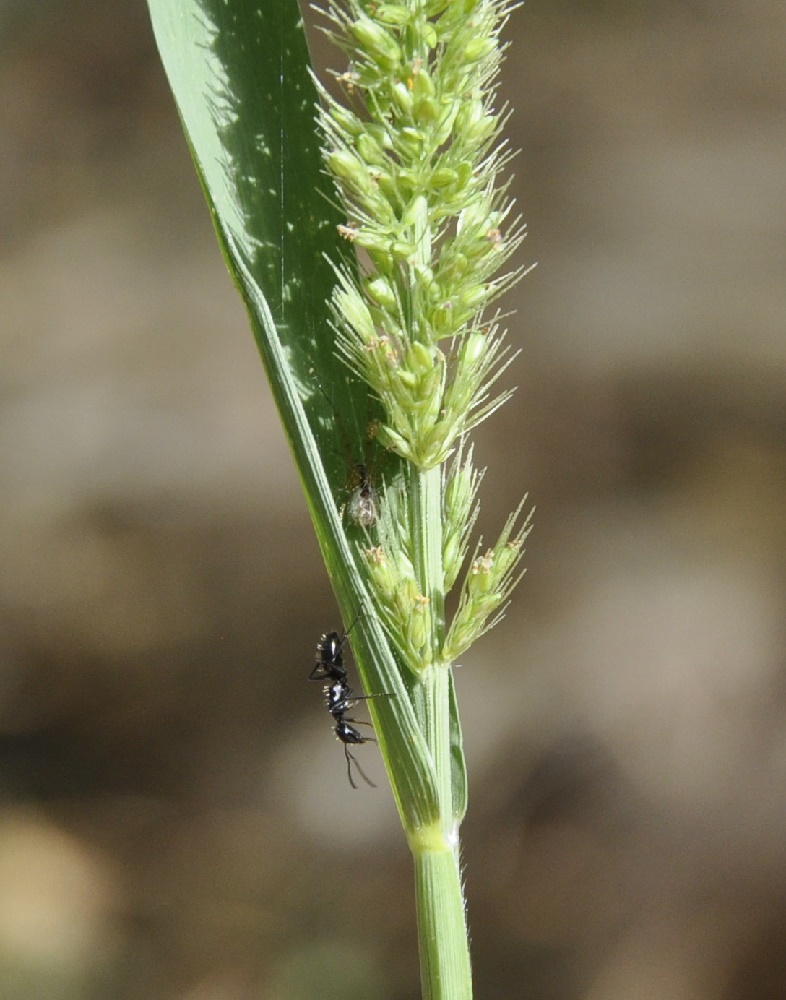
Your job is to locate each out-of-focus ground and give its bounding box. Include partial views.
[1,1,786,997]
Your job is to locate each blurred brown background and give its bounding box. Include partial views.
[2,1,786,997]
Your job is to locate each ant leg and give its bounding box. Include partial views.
[332,691,392,713]
[344,744,357,789]
[343,611,362,638]
[345,745,376,789]
[349,691,392,703]
[341,717,376,730]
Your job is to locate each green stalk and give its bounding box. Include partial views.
[409,466,452,831]
[411,467,445,653]
[409,466,470,998]
[411,824,472,1000]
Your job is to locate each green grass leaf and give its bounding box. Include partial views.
[146,0,439,828]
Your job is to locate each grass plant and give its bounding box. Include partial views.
[147,2,532,997]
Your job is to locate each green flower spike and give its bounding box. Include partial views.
[314,2,535,997]
[318,0,531,469]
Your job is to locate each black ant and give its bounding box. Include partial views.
[309,617,384,789]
